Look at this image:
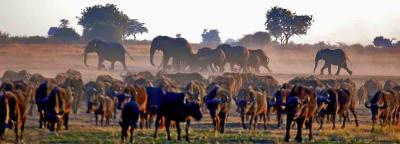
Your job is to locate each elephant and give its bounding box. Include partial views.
[216,44,250,72]
[196,47,226,72]
[313,48,352,75]
[84,39,135,70]
[150,36,194,71]
[247,49,272,73]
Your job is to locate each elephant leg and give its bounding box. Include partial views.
[171,58,178,71]
[320,64,328,75]
[110,61,115,70]
[121,59,128,70]
[162,56,171,70]
[328,64,332,75]
[335,65,342,75]
[98,59,105,70]
[343,63,353,75]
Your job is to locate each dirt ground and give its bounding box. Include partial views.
[0,43,400,143]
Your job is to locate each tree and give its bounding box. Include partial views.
[78,4,129,42]
[238,31,271,48]
[59,19,70,28]
[373,36,393,48]
[48,19,80,42]
[176,33,182,38]
[124,19,148,40]
[265,6,313,47]
[0,30,10,43]
[201,29,221,45]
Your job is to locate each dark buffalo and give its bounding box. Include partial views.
[271,84,291,129]
[204,84,231,133]
[317,88,359,129]
[120,101,140,143]
[146,87,165,128]
[153,92,202,141]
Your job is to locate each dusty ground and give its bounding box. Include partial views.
[0,43,400,143]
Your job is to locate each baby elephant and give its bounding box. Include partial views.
[120,101,140,143]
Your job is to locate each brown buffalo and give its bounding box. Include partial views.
[285,85,317,143]
[317,88,359,129]
[0,82,31,143]
[365,90,399,131]
[236,87,268,130]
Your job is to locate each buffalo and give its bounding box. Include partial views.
[153,92,202,141]
[285,85,317,143]
[120,101,140,143]
[365,90,399,131]
[236,87,268,130]
[204,84,231,133]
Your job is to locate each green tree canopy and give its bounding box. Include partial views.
[265,6,313,47]
[201,29,221,45]
[78,4,129,42]
[373,36,393,48]
[49,19,80,42]
[238,31,271,48]
[124,19,148,40]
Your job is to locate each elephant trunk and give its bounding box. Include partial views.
[84,50,89,66]
[313,59,318,73]
[150,47,156,67]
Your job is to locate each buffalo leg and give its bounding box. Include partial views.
[14,121,19,143]
[211,116,217,131]
[249,114,254,130]
[342,112,347,128]
[219,112,226,133]
[121,123,127,143]
[176,120,181,141]
[153,115,161,138]
[130,125,134,143]
[277,112,282,129]
[95,114,98,126]
[307,118,313,141]
[332,113,336,129]
[165,119,171,140]
[350,106,359,127]
[64,113,69,130]
[241,114,247,129]
[285,116,293,142]
[295,118,305,143]
[319,112,325,129]
[185,120,191,141]
[101,114,104,126]
[20,119,26,142]
[262,113,267,130]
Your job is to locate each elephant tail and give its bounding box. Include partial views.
[124,49,135,61]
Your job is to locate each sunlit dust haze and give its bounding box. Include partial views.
[0,0,399,45]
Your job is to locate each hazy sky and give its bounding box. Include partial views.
[0,0,399,45]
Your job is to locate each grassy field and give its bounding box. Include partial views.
[0,43,400,143]
[2,106,400,144]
